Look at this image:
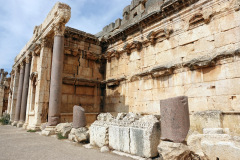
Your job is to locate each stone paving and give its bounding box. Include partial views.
[0,125,132,160]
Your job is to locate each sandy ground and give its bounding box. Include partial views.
[0,125,133,160]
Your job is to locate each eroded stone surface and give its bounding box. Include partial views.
[73,105,86,128]
[90,113,160,158]
[68,127,89,143]
[55,123,72,137]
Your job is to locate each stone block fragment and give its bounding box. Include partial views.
[90,125,109,147]
[160,96,190,143]
[68,127,89,143]
[130,115,160,158]
[73,105,86,128]
[55,123,72,137]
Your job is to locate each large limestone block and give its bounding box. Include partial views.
[188,133,240,160]
[130,115,160,158]
[55,123,72,137]
[90,125,109,147]
[109,126,130,153]
[73,105,86,128]
[191,111,222,133]
[160,96,190,143]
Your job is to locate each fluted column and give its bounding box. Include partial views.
[12,63,25,126]
[47,23,65,126]
[18,55,32,127]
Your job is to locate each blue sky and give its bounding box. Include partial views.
[0,0,132,74]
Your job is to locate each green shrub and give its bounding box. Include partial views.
[57,133,67,140]
[0,113,10,125]
[27,129,37,133]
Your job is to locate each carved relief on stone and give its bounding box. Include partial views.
[235,0,240,11]
[53,22,65,36]
[188,11,212,29]
[147,28,172,45]
[123,43,132,54]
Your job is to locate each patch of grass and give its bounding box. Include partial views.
[27,129,37,133]
[0,114,10,125]
[57,133,67,140]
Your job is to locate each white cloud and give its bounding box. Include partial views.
[0,0,132,74]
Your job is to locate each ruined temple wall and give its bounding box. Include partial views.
[60,33,103,123]
[104,0,240,118]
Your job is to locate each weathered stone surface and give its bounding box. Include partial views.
[73,105,86,128]
[55,123,72,137]
[191,111,223,133]
[158,141,202,160]
[90,113,160,158]
[90,125,109,147]
[203,128,224,135]
[187,132,240,160]
[68,127,89,143]
[100,146,110,153]
[130,115,160,158]
[160,96,190,143]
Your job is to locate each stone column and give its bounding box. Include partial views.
[0,69,3,84]
[47,23,65,127]
[18,55,31,127]
[10,68,19,122]
[12,63,25,126]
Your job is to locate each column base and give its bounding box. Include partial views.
[12,121,18,126]
[17,121,24,128]
[23,123,28,129]
[27,124,41,131]
[41,126,56,136]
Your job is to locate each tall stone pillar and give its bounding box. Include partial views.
[12,63,25,126]
[10,68,19,122]
[47,23,65,127]
[0,69,3,84]
[18,55,31,127]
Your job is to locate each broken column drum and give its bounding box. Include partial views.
[73,105,86,128]
[19,55,31,123]
[48,23,65,126]
[14,63,25,122]
[160,96,190,143]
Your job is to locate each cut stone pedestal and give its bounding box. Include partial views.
[17,121,24,128]
[42,126,56,136]
[160,96,190,143]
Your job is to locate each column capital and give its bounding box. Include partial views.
[53,23,65,36]
[41,37,53,48]
[20,62,25,69]
[25,55,32,64]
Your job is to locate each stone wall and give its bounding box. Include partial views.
[103,0,240,134]
[60,27,103,123]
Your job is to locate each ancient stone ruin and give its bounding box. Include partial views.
[1,0,240,159]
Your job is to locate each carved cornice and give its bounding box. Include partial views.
[53,23,65,36]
